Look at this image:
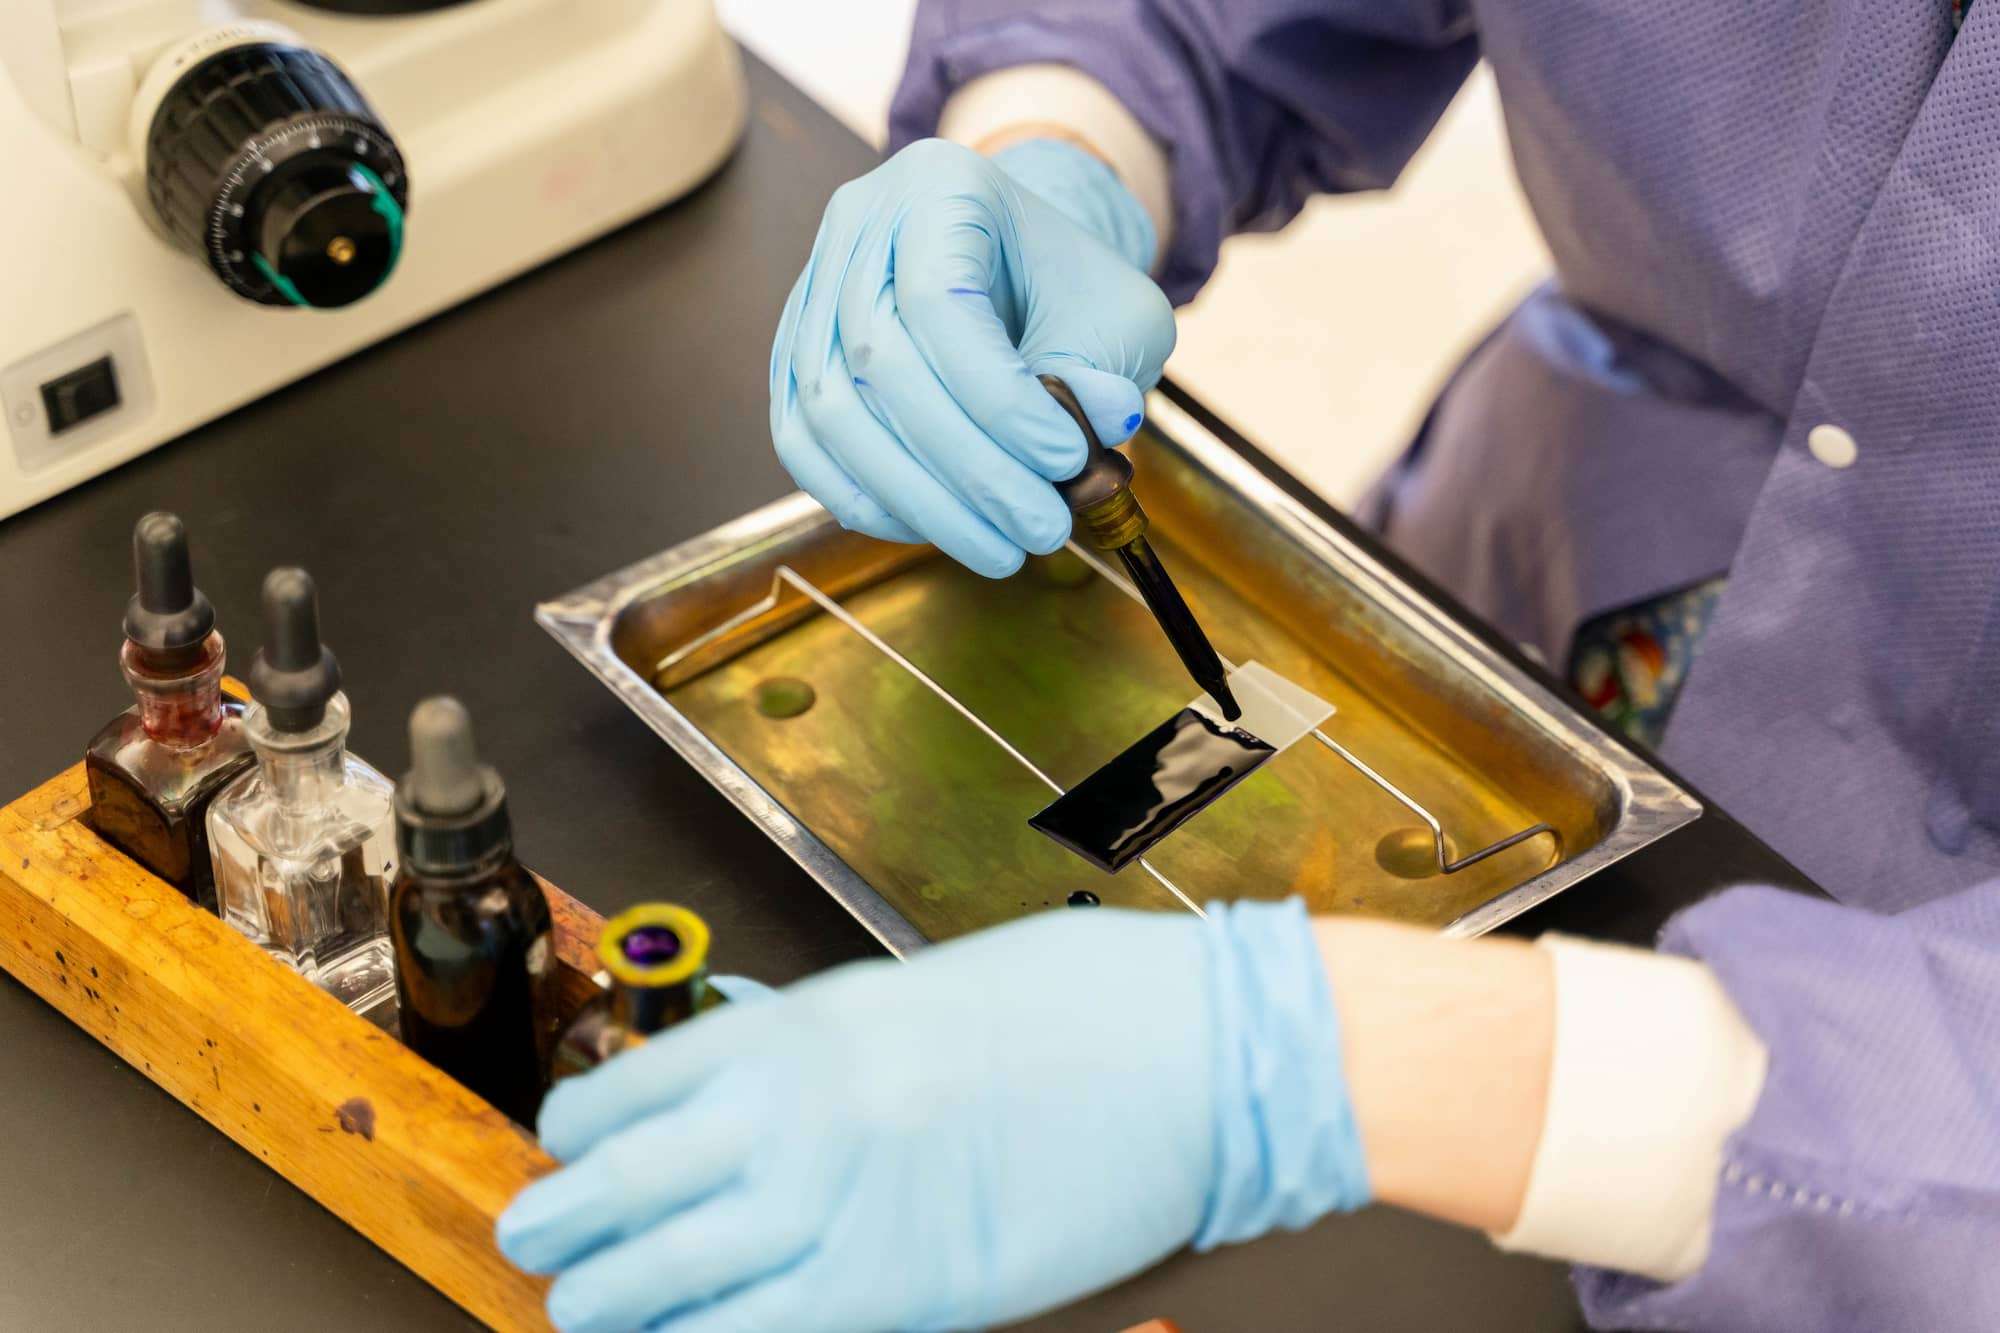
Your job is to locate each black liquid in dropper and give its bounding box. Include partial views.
[1035,374,1239,722]
[1031,708,1275,872]
[1115,536,1240,721]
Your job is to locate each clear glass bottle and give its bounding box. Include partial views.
[86,513,254,910]
[208,569,397,1021]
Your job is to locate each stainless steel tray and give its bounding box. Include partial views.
[537,392,1700,955]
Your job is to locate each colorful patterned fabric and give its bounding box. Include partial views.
[1569,578,1727,748]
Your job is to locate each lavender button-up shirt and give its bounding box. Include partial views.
[894,2,2000,1326]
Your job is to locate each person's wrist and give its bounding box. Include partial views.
[971,120,1114,166]
[989,137,1158,274]
[1315,918,1552,1235]
[1193,899,1372,1249]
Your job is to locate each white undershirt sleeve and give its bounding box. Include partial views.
[936,63,1175,259]
[1491,934,1770,1283]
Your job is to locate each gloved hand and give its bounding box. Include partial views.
[768,136,1177,578]
[497,901,1369,1333]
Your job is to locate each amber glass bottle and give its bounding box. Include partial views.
[389,697,556,1126]
[85,513,254,909]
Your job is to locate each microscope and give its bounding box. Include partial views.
[0,1,747,519]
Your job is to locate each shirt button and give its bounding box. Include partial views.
[1808,424,1858,469]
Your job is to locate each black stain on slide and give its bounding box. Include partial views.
[1031,708,1274,872]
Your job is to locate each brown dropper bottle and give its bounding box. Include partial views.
[84,513,254,909]
[388,697,558,1126]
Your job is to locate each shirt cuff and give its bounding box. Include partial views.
[1490,934,1770,1283]
[935,63,1174,260]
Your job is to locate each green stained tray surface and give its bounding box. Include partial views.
[540,397,1700,951]
[663,545,1554,943]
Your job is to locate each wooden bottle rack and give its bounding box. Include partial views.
[0,760,605,1330]
[0,744,1186,1330]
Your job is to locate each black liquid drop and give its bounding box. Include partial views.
[1030,708,1276,873]
[1067,890,1101,908]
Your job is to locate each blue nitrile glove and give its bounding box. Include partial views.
[768,136,1177,579]
[497,900,1368,1333]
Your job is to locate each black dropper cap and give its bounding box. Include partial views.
[123,512,215,658]
[248,568,342,732]
[394,696,512,874]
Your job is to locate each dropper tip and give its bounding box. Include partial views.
[1209,680,1242,723]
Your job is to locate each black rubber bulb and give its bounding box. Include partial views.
[124,511,215,655]
[405,696,487,817]
[249,567,341,732]
[132,513,193,615]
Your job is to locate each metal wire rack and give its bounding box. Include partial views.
[655,544,1559,900]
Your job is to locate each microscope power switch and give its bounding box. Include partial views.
[40,359,122,436]
[141,39,410,309]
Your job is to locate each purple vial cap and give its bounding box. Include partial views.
[622,924,684,968]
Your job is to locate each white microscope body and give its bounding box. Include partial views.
[0,0,747,519]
